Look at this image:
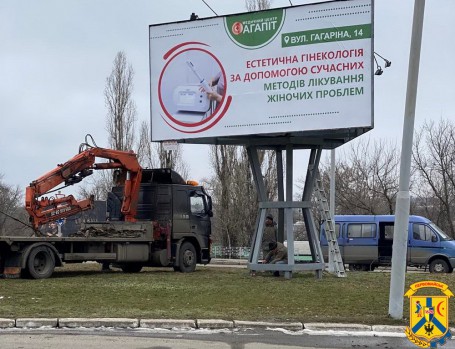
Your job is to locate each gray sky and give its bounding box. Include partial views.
[1,0,454,193]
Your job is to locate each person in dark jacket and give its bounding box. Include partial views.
[264,241,288,264]
[262,214,277,258]
[264,241,288,277]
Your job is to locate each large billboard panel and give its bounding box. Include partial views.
[150,0,373,142]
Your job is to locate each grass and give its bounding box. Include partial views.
[0,264,454,325]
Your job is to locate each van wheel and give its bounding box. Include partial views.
[429,259,450,273]
[27,246,55,279]
[349,264,368,272]
[178,242,197,273]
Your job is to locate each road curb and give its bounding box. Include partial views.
[234,320,303,331]
[371,325,406,333]
[304,322,372,331]
[5,318,408,334]
[197,319,234,329]
[59,318,139,328]
[16,318,58,328]
[0,318,15,328]
[140,319,196,329]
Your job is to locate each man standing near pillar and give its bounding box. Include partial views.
[262,214,278,259]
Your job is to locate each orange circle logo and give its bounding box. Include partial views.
[232,22,243,35]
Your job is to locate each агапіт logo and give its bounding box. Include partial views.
[405,281,453,348]
[225,8,285,49]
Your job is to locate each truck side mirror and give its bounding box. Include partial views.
[431,235,437,243]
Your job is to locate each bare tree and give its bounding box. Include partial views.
[0,174,28,236]
[104,51,137,151]
[136,120,157,169]
[209,143,278,247]
[78,52,138,200]
[210,145,237,247]
[136,120,190,179]
[77,170,113,201]
[413,120,455,237]
[246,0,271,11]
[314,138,401,217]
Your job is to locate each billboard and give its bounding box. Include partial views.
[149,0,373,142]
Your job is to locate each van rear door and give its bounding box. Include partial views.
[342,222,378,264]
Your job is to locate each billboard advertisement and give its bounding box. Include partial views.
[149,0,373,142]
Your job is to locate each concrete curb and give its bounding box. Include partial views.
[0,318,15,328]
[197,319,234,329]
[234,320,303,331]
[372,324,407,333]
[59,318,139,328]
[0,318,406,334]
[304,323,372,331]
[16,318,58,328]
[140,319,196,329]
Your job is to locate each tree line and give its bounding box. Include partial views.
[3,119,455,242]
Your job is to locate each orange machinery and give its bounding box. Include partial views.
[25,142,142,230]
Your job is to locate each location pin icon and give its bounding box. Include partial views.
[284,36,289,44]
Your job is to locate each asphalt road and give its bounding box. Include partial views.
[1,328,453,349]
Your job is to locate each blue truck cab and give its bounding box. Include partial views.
[320,215,455,273]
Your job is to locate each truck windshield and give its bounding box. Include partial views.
[430,223,453,241]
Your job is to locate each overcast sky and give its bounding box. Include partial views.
[1,0,454,194]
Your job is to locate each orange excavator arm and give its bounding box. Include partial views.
[25,145,142,230]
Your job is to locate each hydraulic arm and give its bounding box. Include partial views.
[25,142,142,230]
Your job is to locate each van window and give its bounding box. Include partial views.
[430,223,453,241]
[412,224,437,242]
[347,223,376,238]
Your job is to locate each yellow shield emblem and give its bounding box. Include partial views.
[405,281,453,348]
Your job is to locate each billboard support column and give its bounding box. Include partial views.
[277,149,285,244]
[285,144,294,279]
[247,144,325,278]
[247,146,267,265]
[302,147,324,279]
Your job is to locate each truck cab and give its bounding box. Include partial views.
[108,168,212,269]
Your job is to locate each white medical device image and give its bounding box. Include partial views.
[186,61,212,92]
[173,84,211,112]
[172,61,212,112]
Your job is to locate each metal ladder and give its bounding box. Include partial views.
[314,176,346,277]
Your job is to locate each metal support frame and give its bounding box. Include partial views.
[247,145,325,279]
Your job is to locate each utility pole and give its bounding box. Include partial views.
[388,0,425,319]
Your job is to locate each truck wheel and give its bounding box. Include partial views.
[120,263,143,273]
[178,242,197,273]
[349,264,368,271]
[429,259,450,273]
[27,246,55,279]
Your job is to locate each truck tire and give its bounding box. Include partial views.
[178,242,197,273]
[429,259,450,273]
[348,264,368,272]
[27,246,55,279]
[120,263,143,273]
